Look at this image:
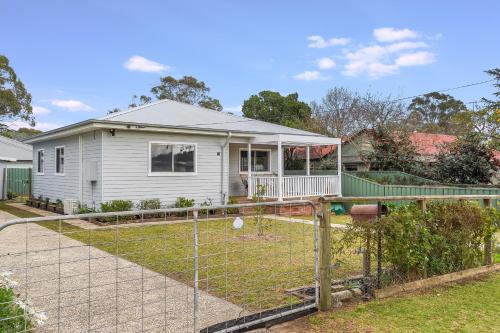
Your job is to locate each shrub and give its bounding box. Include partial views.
[77,204,96,214]
[335,201,497,284]
[227,196,239,215]
[137,199,163,219]
[6,191,16,200]
[200,198,216,215]
[174,197,195,217]
[99,200,134,222]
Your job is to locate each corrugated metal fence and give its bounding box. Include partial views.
[4,167,31,197]
[342,172,500,208]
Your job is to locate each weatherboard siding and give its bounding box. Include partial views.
[101,130,229,206]
[81,131,103,208]
[228,143,279,197]
[32,136,80,202]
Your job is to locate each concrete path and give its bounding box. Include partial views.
[0,210,244,333]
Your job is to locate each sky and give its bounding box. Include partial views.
[2,0,499,131]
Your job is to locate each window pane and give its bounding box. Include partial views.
[255,151,269,172]
[56,148,64,173]
[240,150,248,172]
[173,144,195,172]
[38,151,44,173]
[151,144,173,172]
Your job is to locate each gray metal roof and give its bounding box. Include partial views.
[100,99,322,136]
[0,135,32,161]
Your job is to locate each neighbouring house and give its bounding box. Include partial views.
[24,99,342,209]
[0,135,33,199]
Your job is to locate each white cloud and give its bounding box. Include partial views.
[51,99,93,112]
[124,56,169,73]
[373,27,420,42]
[293,70,330,81]
[32,106,51,116]
[5,120,63,131]
[307,35,350,48]
[395,51,436,67]
[342,41,434,78]
[316,57,336,70]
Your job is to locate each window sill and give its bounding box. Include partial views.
[36,173,45,176]
[54,173,65,176]
[148,172,198,177]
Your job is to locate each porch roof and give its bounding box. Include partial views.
[249,134,341,146]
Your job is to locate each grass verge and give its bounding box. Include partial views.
[304,273,500,333]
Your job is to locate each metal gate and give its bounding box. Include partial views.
[4,167,31,198]
[0,200,318,332]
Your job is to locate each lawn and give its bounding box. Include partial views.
[302,273,500,333]
[0,202,363,310]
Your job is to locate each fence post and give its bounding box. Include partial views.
[417,199,426,212]
[483,198,492,265]
[319,200,332,311]
[193,209,199,332]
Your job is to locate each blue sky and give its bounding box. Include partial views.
[2,0,499,131]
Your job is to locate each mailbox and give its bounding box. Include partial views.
[350,204,388,226]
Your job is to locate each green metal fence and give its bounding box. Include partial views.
[4,168,31,198]
[342,172,500,208]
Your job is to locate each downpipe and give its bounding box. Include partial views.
[220,132,232,204]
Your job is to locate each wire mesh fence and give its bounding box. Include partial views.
[0,200,318,332]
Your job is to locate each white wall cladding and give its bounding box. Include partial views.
[101,130,229,206]
[32,136,80,202]
[228,143,278,197]
[81,131,102,208]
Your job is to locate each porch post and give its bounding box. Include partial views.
[277,136,283,201]
[247,143,252,199]
[337,143,342,196]
[306,146,310,176]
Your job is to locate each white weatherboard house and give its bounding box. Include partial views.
[24,100,342,209]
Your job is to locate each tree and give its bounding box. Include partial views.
[0,55,34,128]
[1,127,42,140]
[311,87,363,137]
[130,75,222,111]
[433,133,497,184]
[242,91,312,130]
[407,92,467,134]
[362,127,422,173]
[360,93,407,130]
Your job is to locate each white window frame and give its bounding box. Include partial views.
[148,141,198,176]
[36,149,45,175]
[54,146,65,176]
[239,148,272,174]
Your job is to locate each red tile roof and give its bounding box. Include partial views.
[292,145,337,160]
[408,132,457,156]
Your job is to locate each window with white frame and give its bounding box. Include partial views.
[149,142,196,174]
[240,150,271,173]
[37,150,44,174]
[55,147,64,174]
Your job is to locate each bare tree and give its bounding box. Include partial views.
[359,92,407,130]
[311,87,364,137]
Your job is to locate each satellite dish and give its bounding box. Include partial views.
[233,217,244,229]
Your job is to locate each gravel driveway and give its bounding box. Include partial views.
[0,210,244,332]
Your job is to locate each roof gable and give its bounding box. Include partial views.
[0,135,33,161]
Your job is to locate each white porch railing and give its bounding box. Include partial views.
[250,175,341,199]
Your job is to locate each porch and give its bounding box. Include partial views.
[230,133,342,201]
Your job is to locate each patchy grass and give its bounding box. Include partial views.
[0,203,362,310]
[304,273,500,333]
[0,201,39,218]
[0,287,33,333]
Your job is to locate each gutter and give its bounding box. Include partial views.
[221,132,232,204]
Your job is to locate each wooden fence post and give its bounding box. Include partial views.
[417,199,426,212]
[483,198,493,265]
[319,200,332,311]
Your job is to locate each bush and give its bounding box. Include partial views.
[174,197,195,217]
[99,200,134,222]
[335,201,497,284]
[77,204,95,214]
[6,191,16,200]
[227,196,239,214]
[137,199,163,219]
